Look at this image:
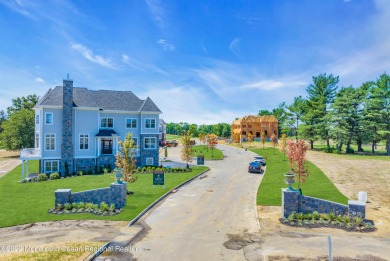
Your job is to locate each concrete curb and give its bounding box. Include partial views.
[128,168,210,226]
[90,168,210,260]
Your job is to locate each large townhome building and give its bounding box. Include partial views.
[20,78,162,177]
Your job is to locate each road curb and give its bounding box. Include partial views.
[128,168,210,226]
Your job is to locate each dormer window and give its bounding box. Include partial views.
[101,118,113,128]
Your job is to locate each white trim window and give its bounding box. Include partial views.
[126,118,137,128]
[79,134,89,150]
[35,133,40,149]
[45,160,59,173]
[145,118,156,129]
[35,115,39,125]
[101,117,113,128]
[45,112,53,125]
[146,157,153,166]
[45,134,55,151]
[144,137,157,149]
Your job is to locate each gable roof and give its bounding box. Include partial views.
[36,86,162,113]
[233,115,278,124]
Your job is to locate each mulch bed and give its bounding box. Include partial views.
[279,218,376,233]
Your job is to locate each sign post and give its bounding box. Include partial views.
[153,170,165,188]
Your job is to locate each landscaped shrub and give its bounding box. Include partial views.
[77,202,85,209]
[56,203,63,211]
[100,202,109,211]
[322,147,335,153]
[64,203,72,210]
[76,171,83,176]
[38,173,48,181]
[50,172,60,180]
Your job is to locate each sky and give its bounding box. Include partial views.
[0,0,389,124]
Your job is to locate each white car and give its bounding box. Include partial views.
[253,156,266,166]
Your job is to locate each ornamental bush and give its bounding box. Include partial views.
[38,173,48,181]
[50,172,60,180]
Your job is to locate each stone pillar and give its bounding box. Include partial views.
[61,78,74,176]
[55,189,72,207]
[110,183,127,209]
[282,188,300,218]
[348,200,366,220]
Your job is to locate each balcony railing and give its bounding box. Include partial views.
[20,148,41,159]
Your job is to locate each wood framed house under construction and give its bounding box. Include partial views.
[231,115,278,142]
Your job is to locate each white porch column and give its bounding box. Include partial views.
[21,160,24,180]
[26,160,29,177]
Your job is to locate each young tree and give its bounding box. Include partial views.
[271,133,278,154]
[247,132,253,148]
[287,96,306,141]
[207,133,218,157]
[181,130,194,168]
[286,140,310,190]
[279,133,287,160]
[115,133,137,183]
[0,109,34,150]
[260,131,266,149]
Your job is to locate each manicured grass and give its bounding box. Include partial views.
[192,145,224,160]
[166,134,180,140]
[0,161,208,228]
[251,148,348,206]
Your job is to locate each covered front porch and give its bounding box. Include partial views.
[20,148,41,180]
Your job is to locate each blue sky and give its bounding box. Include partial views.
[0,0,389,124]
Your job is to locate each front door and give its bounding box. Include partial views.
[101,139,113,154]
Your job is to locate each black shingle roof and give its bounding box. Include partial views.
[36,86,162,113]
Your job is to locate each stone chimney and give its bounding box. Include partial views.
[61,77,74,176]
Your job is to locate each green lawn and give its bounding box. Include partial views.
[166,134,180,140]
[0,161,208,228]
[192,145,224,160]
[251,148,348,206]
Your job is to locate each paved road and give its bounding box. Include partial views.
[132,144,263,261]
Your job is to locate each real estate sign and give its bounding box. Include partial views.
[153,170,165,186]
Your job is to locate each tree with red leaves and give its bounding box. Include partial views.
[286,140,310,190]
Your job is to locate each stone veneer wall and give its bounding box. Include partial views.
[61,79,74,176]
[55,183,127,209]
[282,189,366,220]
[74,158,96,172]
[97,155,116,169]
[140,134,159,167]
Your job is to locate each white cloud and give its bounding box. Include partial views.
[157,39,175,51]
[241,80,307,91]
[71,43,115,69]
[145,0,166,28]
[229,37,242,59]
[34,77,45,83]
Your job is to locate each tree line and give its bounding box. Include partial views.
[260,73,389,155]
[0,95,39,151]
[166,122,231,138]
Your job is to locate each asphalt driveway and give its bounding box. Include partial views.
[131,144,263,261]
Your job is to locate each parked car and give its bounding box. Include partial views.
[165,140,178,147]
[248,161,262,173]
[253,156,266,166]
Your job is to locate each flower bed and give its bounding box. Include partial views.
[48,201,122,216]
[280,211,375,232]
